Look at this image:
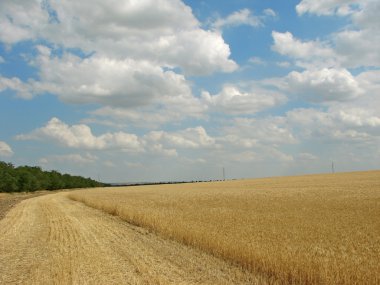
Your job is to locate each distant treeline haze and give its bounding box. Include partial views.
[0,161,104,192]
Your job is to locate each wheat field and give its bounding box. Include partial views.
[69,171,380,284]
[1,193,260,284]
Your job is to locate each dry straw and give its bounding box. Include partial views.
[69,171,380,284]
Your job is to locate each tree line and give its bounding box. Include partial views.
[0,161,105,193]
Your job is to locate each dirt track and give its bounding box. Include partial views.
[0,192,49,221]
[0,192,259,284]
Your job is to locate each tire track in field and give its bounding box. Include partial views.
[0,192,49,221]
[0,193,263,284]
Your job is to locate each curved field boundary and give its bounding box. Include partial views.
[0,193,262,284]
[68,171,380,285]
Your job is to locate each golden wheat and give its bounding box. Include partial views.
[69,171,380,284]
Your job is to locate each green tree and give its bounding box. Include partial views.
[0,162,18,192]
[0,160,105,193]
[16,168,40,192]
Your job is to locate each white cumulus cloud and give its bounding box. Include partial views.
[212,8,277,31]
[286,103,380,143]
[295,0,380,68]
[16,117,143,152]
[0,141,13,157]
[221,117,297,147]
[201,85,286,115]
[212,8,263,30]
[0,0,237,75]
[145,127,216,150]
[30,47,194,108]
[272,31,334,59]
[285,68,363,102]
[0,0,240,127]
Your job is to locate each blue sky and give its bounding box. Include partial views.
[0,0,379,182]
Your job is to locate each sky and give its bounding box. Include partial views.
[0,0,379,183]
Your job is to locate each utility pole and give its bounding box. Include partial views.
[331,161,335,174]
[223,167,226,181]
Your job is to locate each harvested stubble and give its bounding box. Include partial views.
[69,171,380,284]
[0,191,51,220]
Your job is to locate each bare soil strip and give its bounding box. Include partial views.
[0,192,263,284]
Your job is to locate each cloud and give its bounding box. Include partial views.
[264,68,379,105]
[0,56,4,63]
[0,77,33,99]
[0,0,237,75]
[248,57,266,65]
[263,8,277,17]
[352,0,379,28]
[149,144,178,158]
[265,148,294,162]
[145,127,216,150]
[16,117,143,151]
[212,8,276,31]
[334,0,380,68]
[0,0,239,127]
[16,118,219,158]
[356,70,380,96]
[29,48,194,108]
[296,0,362,16]
[212,8,263,30]
[297,153,318,161]
[40,153,98,165]
[295,0,380,68]
[0,0,47,45]
[89,108,174,129]
[230,151,257,163]
[2,0,379,180]
[201,85,286,115]
[4,45,208,125]
[90,99,206,128]
[271,31,334,59]
[284,68,363,102]
[214,78,379,165]
[217,144,294,164]
[333,107,380,128]
[0,141,13,157]
[335,30,380,68]
[221,117,297,147]
[286,103,380,143]
[276,61,291,68]
[159,30,237,75]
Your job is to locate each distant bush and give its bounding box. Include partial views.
[0,161,104,193]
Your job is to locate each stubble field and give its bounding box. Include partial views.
[69,171,380,284]
[0,191,52,220]
[0,192,258,284]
